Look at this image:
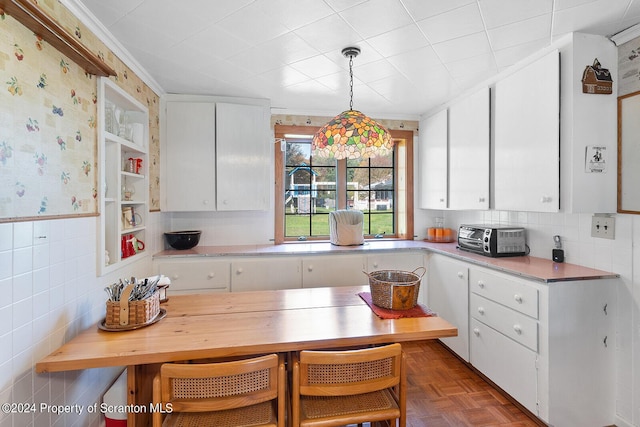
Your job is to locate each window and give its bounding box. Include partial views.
[274,125,414,243]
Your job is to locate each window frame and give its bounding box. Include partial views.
[274,124,414,244]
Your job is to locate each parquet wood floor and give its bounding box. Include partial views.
[402,340,543,427]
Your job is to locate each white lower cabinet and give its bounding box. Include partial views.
[467,265,615,426]
[470,318,538,412]
[426,254,469,362]
[231,257,302,291]
[302,255,367,288]
[154,258,230,295]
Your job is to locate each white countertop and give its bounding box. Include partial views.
[154,240,619,283]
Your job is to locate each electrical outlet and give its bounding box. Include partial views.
[591,215,615,239]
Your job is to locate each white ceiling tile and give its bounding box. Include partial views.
[493,38,550,68]
[488,14,552,50]
[183,25,252,60]
[78,0,639,116]
[290,55,344,79]
[386,46,448,83]
[478,0,553,29]
[353,59,400,83]
[446,52,498,79]
[268,0,336,30]
[552,0,631,35]
[108,16,176,51]
[258,33,321,66]
[339,0,414,39]
[432,31,492,64]
[227,45,286,76]
[324,0,369,13]
[293,14,363,53]
[417,3,485,44]
[216,0,291,44]
[367,25,431,57]
[400,0,476,22]
[260,66,312,87]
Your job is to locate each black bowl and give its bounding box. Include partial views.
[164,230,201,250]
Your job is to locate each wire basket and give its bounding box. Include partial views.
[363,267,426,310]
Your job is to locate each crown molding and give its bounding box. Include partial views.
[610,23,640,46]
[60,0,165,95]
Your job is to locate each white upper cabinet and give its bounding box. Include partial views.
[163,101,216,211]
[161,95,271,212]
[494,50,560,212]
[418,109,448,209]
[216,102,270,211]
[448,87,490,210]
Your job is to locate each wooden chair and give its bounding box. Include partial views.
[152,353,286,427]
[291,343,406,427]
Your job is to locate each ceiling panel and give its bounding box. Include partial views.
[74,0,640,118]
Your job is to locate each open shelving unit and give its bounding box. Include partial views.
[97,77,149,275]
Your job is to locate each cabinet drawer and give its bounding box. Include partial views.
[470,318,538,415]
[470,269,538,318]
[471,293,538,351]
[156,259,230,292]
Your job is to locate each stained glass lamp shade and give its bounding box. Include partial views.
[312,47,393,160]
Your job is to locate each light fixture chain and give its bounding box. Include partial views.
[349,54,354,111]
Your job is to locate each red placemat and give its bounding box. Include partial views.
[358,292,436,319]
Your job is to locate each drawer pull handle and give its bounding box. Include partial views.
[477,307,485,315]
[514,294,523,304]
[477,280,485,288]
[604,336,608,347]
[207,272,215,279]
[513,324,522,335]
[308,265,313,272]
[603,303,608,315]
[171,274,179,280]
[457,272,464,279]
[473,328,480,336]
[236,268,243,274]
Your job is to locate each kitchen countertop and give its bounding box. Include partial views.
[154,240,619,283]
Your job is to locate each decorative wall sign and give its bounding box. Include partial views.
[582,58,613,94]
[585,145,607,173]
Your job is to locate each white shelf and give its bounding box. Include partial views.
[98,77,149,276]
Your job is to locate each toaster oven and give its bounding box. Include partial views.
[458,225,527,257]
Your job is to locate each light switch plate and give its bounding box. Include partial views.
[591,215,615,239]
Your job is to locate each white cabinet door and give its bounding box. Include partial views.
[470,318,538,414]
[494,50,560,212]
[302,255,367,288]
[216,103,270,211]
[418,109,448,209]
[154,259,230,295]
[231,257,301,291]
[163,101,216,211]
[448,87,490,210]
[427,255,469,361]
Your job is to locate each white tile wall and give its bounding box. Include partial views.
[0,213,163,427]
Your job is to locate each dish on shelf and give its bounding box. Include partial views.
[98,308,166,332]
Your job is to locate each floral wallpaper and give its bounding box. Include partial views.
[0,0,160,222]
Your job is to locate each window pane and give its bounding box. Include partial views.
[369,213,394,235]
[286,143,310,165]
[311,212,332,236]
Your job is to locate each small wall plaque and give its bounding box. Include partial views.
[582,58,613,94]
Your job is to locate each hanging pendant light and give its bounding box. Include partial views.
[312,47,393,160]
